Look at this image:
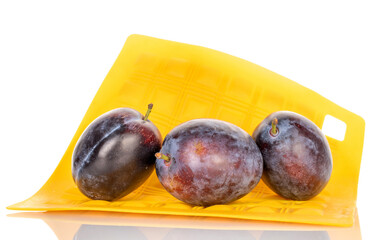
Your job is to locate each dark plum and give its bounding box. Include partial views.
[155,119,263,206]
[72,104,162,201]
[252,111,332,200]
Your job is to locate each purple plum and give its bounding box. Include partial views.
[252,111,333,200]
[155,119,263,206]
[72,104,162,201]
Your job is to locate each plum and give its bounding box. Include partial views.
[252,111,332,200]
[72,104,162,201]
[155,119,263,206]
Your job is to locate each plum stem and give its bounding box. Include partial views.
[271,118,279,136]
[143,103,153,121]
[155,153,170,162]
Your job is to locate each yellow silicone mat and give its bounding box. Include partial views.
[8,34,365,226]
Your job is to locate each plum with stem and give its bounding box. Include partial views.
[252,111,332,200]
[72,104,162,201]
[155,119,263,206]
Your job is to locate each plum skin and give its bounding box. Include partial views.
[156,119,263,206]
[72,108,162,201]
[252,111,333,200]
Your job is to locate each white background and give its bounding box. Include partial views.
[0,1,369,239]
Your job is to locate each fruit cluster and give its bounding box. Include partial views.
[72,104,332,205]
